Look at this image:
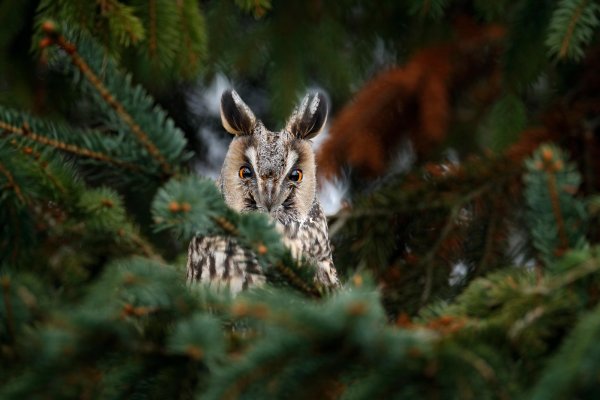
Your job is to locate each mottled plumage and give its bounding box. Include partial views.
[186,90,339,294]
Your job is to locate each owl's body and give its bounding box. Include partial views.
[186,90,339,293]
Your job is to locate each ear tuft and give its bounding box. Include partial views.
[220,89,257,135]
[285,92,328,139]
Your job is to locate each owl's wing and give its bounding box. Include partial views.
[186,236,265,294]
[283,203,341,288]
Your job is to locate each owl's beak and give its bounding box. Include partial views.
[261,180,278,212]
[264,198,275,212]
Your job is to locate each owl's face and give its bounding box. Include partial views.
[218,90,328,224]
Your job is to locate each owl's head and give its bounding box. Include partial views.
[218,89,328,223]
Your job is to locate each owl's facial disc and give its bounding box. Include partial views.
[220,126,317,223]
[243,141,297,215]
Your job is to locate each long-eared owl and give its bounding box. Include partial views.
[186,90,339,293]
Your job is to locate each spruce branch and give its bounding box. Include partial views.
[133,0,180,72]
[212,216,240,236]
[0,159,25,204]
[173,0,207,77]
[483,94,527,151]
[272,261,322,299]
[98,0,145,47]
[0,120,140,173]
[559,0,589,57]
[43,28,174,177]
[220,355,286,400]
[546,166,569,252]
[148,0,158,58]
[524,144,587,265]
[234,0,272,18]
[119,228,165,264]
[530,301,600,399]
[546,0,600,60]
[78,187,165,263]
[503,0,554,88]
[8,143,69,198]
[420,202,461,306]
[407,0,449,19]
[543,257,600,292]
[35,0,144,52]
[457,349,510,400]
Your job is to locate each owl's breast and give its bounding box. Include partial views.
[276,201,334,267]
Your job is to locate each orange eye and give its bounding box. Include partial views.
[289,168,303,182]
[239,166,253,179]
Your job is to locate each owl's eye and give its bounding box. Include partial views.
[239,166,253,179]
[289,168,303,182]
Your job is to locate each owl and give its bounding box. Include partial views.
[186,89,340,294]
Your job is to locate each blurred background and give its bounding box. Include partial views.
[3,2,600,398]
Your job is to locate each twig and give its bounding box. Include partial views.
[475,202,500,276]
[420,184,493,306]
[458,349,510,400]
[546,170,569,251]
[10,141,68,196]
[125,229,166,264]
[148,0,158,58]
[543,258,600,292]
[559,0,589,58]
[420,202,461,306]
[0,121,141,173]
[212,216,240,236]
[0,160,25,204]
[273,261,322,299]
[222,355,287,400]
[1,276,16,343]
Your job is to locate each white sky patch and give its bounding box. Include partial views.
[187,74,233,180]
[193,127,228,180]
[449,261,468,286]
[187,73,232,117]
[312,123,347,215]
[319,178,348,215]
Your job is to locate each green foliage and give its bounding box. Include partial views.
[172,0,208,78]
[330,154,525,315]
[524,144,588,265]
[3,2,600,399]
[406,0,449,20]
[131,0,179,71]
[482,94,527,151]
[0,26,190,264]
[152,176,226,240]
[0,134,81,263]
[546,0,600,61]
[167,313,224,365]
[473,0,513,21]
[36,0,144,52]
[7,246,600,398]
[235,0,272,18]
[531,302,600,399]
[503,0,555,89]
[78,188,127,232]
[46,26,189,178]
[35,0,207,82]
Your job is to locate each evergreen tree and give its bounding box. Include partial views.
[2,1,600,398]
